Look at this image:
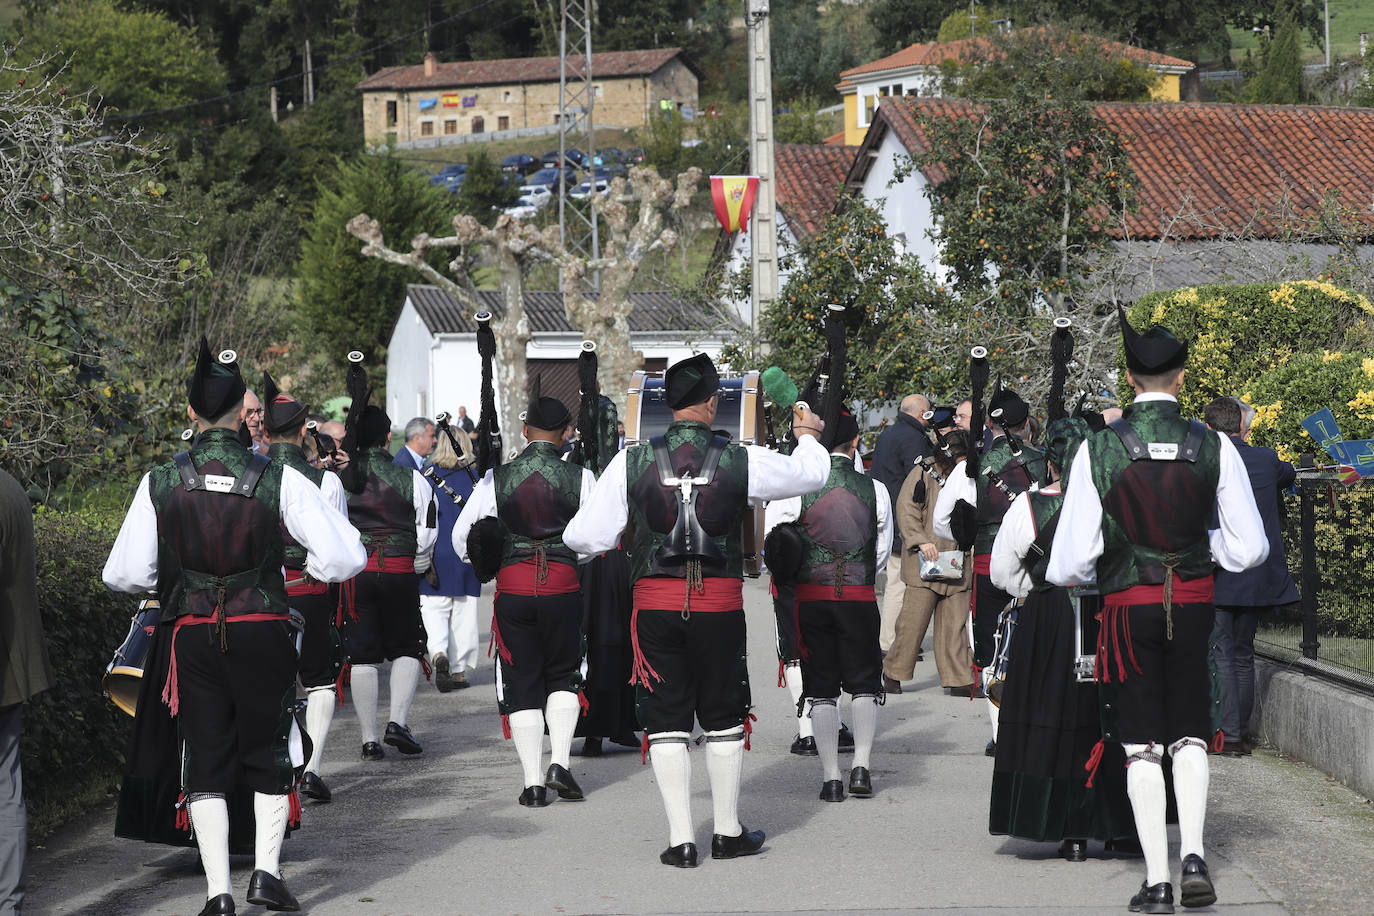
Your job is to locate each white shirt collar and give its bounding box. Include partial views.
[1132,392,1178,404]
[404,445,425,466]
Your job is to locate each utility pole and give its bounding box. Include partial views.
[558,0,599,290]
[304,40,315,106]
[746,0,777,340]
[1325,0,1332,68]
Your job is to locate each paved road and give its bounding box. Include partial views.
[26,580,1374,915]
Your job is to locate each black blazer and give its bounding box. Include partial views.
[1214,436,1299,607]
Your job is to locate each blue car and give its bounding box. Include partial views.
[524,166,578,189]
[501,153,538,175]
[429,163,467,188]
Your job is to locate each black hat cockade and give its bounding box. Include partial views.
[664,352,720,410]
[261,371,309,436]
[522,374,572,432]
[188,336,247,421]
[987,387,1030,429]
[1119,304,1188,375]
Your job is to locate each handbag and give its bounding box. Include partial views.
[918,550,965,582]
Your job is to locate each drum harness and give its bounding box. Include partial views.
[651,432,729,617]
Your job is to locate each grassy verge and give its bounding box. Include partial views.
[1226,0,1374,64]
[1256,622,1374,675]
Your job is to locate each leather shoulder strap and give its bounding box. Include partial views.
[650,435,674,485]
[234,453,271,498]
[698,435,729,481]
[1180,421,1206,463]
[1110,418,1205,464]
[1025,505,1062,562]
[173,451,202,490]
[1109,419,1149,461]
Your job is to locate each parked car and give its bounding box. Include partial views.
[515,184,554,206]
[524,166,578,189]
[429,163,467,187]
[568,178,610,200]
[593,147,623,167]
[540,148,587,168]
[623,147,645,164]
[501,153,538,175]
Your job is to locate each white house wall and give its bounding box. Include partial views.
[385,300,435,428]
[722,210,802,326]
[858,128,946,284]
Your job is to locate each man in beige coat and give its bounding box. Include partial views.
[884,423,974,694]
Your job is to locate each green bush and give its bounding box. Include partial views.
[1247,350,1374,638]
[22,508,137,836]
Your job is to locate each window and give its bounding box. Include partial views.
[503,90,512,102]
[471,116,484,134]
[420,120,434,136]
[444,119,457,135]
[385,100,397,127]
[497,115,510,131]
[592,83,603,98]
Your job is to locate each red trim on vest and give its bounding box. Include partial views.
[495,558,579,596]
[364,550,414,574]
[972,553,992,575]
[793,584,877,602]
[1104,575,1214,608]
[163,612,290,716]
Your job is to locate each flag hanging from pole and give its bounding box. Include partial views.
[711,175,760,234]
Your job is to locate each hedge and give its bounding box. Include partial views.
[22,508,136,837]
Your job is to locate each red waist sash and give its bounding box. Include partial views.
[633,577,743,613]
[495,558,579,596]
[794,583,877,602]
[164,611,290,716]
[1104,574,1214,608]
[972,554,992,575]
[363,549,415,574]
[285,574,330,597]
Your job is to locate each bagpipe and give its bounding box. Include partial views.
[474,311,503,477]
[305,420,338,470]
[569,340,620,477]
[426,410,480,509]
[337,350,369,495]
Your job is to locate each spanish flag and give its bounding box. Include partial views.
[442,93,460,107]
[710,175,759,234]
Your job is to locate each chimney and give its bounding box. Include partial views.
[424,52,437,77]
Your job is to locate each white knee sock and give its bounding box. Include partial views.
[850,694,878,770]
[1125,743,1170,887]
[1171,738,1210,861]
[811,699,841,782]
[304,686,335,774]
[704,726,745,838]
[350,664,379,744]
[784,663,812,738]
[983,668,999,741]
[545,691,581,769]
[253,792,290,879]
[508,708,546,788]
[649,732,693,846]
[188,795,231,898]
[389,656,421,725]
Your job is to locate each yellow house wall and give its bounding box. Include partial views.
[842,93,864,146]
[1149,73,1182,102]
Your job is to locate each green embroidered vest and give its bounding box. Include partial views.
[1026,489,1064,593]
[1087,400,1221,595]
[346,447,418,556]
[267,442,326,571]
[975,437,1047,555]
[625,421,750,582]
[798,454,879,588]
[146,428,286,623]
[493,440,584,570]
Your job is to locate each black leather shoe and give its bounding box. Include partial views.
[518,785,551,807]
[580,736,603,757]
[838,723,855,750]
[1129,881,1174,914]
[711,826,765,859]
[433,654,454,693]
[985,739,997,757]
[883,675,903,694]
[1058,838,1087,862]
[659,842,698,867]
[946,684,980,697]
[1106,835,1143,856]
[545,763,585,800]
[300,771,331,803]
[360,741,384,761]
[1220,741,1245,758]
[790,735,817,756]
[246,869,300,912]
[198,894,235,916]
[611,732,641,748]
[1180,854,1217,908]
[384,721,422,755]
[848,766,873,797]
[819,779,845,802]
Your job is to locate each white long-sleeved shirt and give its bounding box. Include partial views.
[989,488,1047,599]
[932,458,976,543]
[103,464,367,594]
[1045,393,1269,588]
[451,464,598,563]
[764,457,894,575]
[564,434,832,557]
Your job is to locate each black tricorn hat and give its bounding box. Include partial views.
[988,388,1029,428]
[822,404,861,450]
[188,336,246,421]
[261,371,309,436]
[358,404,392,447]
[1119,304,1188,375]
[524,375,571,432]
[665,352,720,410]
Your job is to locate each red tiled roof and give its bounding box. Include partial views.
[870,96,1374,241]
[775,144,859,239]
[836,29,1193,88]
[356,48,695,91]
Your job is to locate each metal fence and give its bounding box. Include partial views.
[1254,453,1374,692]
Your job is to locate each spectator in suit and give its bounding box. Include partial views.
[0,468,50,915]
[870,394,932,653]
[456,406,478,442]
[395,417,437,470]
[1204,396,1298,756]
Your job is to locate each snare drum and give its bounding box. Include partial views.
[626,369,766,576]
[1071,587,1101,683]
[985,597,1021,708]
[103,598,161,717]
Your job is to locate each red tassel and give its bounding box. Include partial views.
[490,615,513,665]
[501,714,511,740]
[628,607,662,690]
[288,789,303,829]
[1212,729,1225,752]
[641,732,650,765]
[335,663,351,707]
[1122,608,1142,676]
[969,664,981,699]
[792,596,809,662]
[420,655,433,681]
[777,659,786,688]
[337,578,358,627]
[1083,739,1106,789]
[743,713,757,751]
[577,690,590,715]
[175,793,191,834]
[162,624,183,716]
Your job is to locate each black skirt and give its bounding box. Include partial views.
[988,587,1135,843]
[575,549,638,739]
